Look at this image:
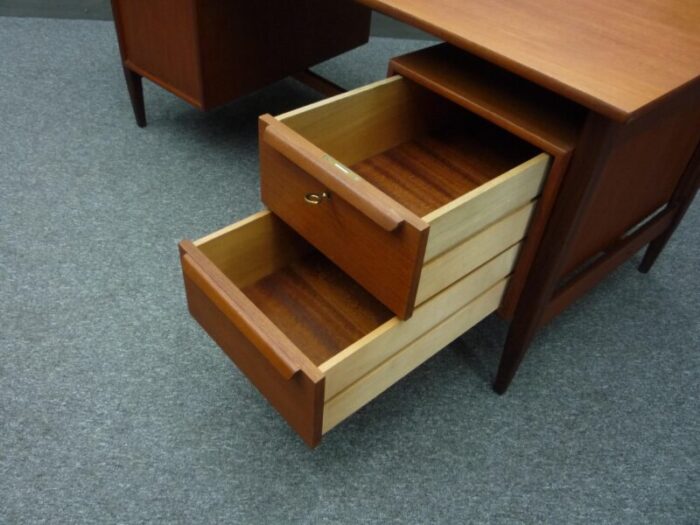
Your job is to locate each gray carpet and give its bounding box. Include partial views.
[1,17,698,525]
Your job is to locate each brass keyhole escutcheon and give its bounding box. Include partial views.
[304,191,330,205]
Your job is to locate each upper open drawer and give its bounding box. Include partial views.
[259,76,550,318]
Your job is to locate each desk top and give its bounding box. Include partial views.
[359,0,700,121]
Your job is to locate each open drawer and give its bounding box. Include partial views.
[259,76,550,319]
[180,211,521,447]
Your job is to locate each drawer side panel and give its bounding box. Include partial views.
[320,244,520,400]
[424,153,549,261]
[322,279,508,433]
[418,202,536,303]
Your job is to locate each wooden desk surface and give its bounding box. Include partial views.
[359,0,700,121]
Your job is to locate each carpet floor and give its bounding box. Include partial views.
[1,17,698,525]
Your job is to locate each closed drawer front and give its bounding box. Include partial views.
[180,211,520,447]
[259,76,550,318]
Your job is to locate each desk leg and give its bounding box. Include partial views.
[639,143,700,273]
[123,67,146,128]
[494,114,621,394]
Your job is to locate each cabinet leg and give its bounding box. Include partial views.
[494,326,538,394]
[494,114,621,394]
[123,67,146,127]
[639,143,699,273]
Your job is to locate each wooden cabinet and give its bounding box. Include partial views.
[111,0,371,125]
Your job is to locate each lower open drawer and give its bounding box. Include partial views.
[180,210,526,446]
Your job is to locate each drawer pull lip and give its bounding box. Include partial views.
[304,191,330,204]
[180,249,302,380]
[262,119,405,232]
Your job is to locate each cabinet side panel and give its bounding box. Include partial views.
[562,86,700,275]
[197,0,371,108]
[115,0,202,105]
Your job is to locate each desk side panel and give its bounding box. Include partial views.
[113,0,203,106]
[561,85,700,275]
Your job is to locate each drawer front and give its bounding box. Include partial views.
[179,218,326,448]
[259,115,429,320]
[259,77,549,320]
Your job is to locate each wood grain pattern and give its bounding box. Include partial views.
[350,125,538,218]
[263,119,406,232]
[179,214,329,446]
[181,209,522,444]
[499,152,572,318]
[195,210,313,289]
[543,210,674,325]
[385,44,574,315]
[495,113,624,393]
[113,0,202,105]
[278,76,455,166]
[323,279,509,433]
[320,245,520,400]
[182,252,301,379]
[359,0,700,121]
[422,154,547,262]
[243,251,392,366]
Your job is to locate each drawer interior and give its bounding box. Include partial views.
[350,119,537,218]
[242,251,393,366]
[277,76,539,220]
[196,212,393,365]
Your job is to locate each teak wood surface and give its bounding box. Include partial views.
[359,0,700,121]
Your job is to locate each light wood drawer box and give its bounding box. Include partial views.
[180,211,523,447]
[259,76,550,319]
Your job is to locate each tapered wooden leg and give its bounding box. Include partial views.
[639,143,700,273]
[494,114,621,394]
[123,67,146,127]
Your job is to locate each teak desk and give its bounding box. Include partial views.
[177,1,700,446]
